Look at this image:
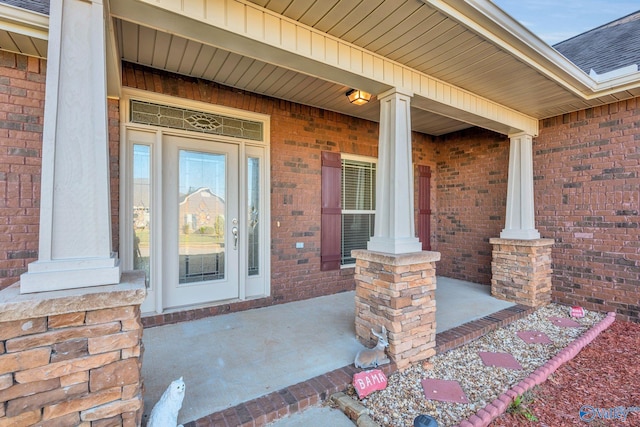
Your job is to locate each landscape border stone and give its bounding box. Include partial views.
[453,312,616,427]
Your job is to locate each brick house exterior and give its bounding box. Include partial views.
[2,53,637,321]
[0,1,638,424]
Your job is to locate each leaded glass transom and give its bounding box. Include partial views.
[130,100,263,141]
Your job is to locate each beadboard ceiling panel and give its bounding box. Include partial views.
[0,29,45,57]
[115,18,473,136]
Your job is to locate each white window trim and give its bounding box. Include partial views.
[340,153,377,268]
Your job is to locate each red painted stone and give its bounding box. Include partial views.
[548,316,581,327]
[478,351,523,370]
[517,330,553,344]
[353,369,388,399]
[570,306,585,317]
[421,378,469,404]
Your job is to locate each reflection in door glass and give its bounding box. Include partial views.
[133,145,151,286]
[248,157,260,276]
[178,150,226,284]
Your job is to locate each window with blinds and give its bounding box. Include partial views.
[341,158,376,265]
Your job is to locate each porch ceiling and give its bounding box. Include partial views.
[114,19,472,136]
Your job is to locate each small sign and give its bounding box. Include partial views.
[353,369,387,399]
[570,306,585,318]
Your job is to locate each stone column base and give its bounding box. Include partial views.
[490,238,554,307]
[0,271,146,427]
[353,249,440,371]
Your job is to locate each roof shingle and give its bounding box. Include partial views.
[0,0,49,15]
[554,11,640,75]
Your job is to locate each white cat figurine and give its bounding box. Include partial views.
[148,377,186,427]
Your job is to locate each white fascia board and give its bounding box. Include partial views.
[424,0,640,100]
[0,2,48,41]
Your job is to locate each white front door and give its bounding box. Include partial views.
[163,135,240,307]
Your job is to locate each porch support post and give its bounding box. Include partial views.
[367,88,422,254]
[492,133,553,307]
[490,238,554,307]
[353,250,440,371]
[501,132,540,239]
[20,0,121,293]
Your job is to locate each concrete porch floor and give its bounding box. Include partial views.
[141,277,516,425]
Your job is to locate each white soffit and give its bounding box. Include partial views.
[0,2,48,58]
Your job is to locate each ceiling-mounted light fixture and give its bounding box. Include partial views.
[346,89,372,105]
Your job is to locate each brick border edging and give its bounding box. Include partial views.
[435,304,536,354]
[454,312,617,427]
[181,304,534,426]
[183,363,397,427]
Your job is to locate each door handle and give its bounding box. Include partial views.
[232,226,238,250]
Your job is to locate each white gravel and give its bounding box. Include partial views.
[352,304,605,427]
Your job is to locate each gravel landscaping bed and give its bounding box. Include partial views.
[348,304,606,427]
[491,319,640,426]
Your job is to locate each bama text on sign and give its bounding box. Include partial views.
[353,369,388,398]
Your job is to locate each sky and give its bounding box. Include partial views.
[492,0,640,45]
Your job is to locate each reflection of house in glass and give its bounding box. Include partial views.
[179,188,226,283]
[179,188,226,235]
[133,178,150,229]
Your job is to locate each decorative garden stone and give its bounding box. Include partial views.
[353,369,388,398]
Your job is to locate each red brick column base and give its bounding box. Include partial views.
[490,238,554,307]
[0,271,146,427]
[353,250,440,371]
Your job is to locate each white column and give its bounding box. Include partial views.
[20,0,121,293]
[500,132,541,239]
[367,88,422,254]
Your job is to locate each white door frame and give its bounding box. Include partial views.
[119,89,271,314]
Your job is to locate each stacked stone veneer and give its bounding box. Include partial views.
[0,271,146,427]
[490,238,554,307]
[353,250,440,371]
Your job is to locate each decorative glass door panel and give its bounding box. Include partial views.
[132,144,151,286]
[178,150,226,284]
[247,157,260,277]
[163,135,239,308]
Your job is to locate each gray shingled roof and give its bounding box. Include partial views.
[554,11,640,75]
[0,0,48,15]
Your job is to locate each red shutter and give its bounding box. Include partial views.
[418,165,432,251]
[321,151,342,271]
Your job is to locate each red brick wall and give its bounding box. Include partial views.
[0,52,45,289]
[121,63,383,304]
[433,128,510,285]
[0,52,121,292]
[535,99,640,322]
